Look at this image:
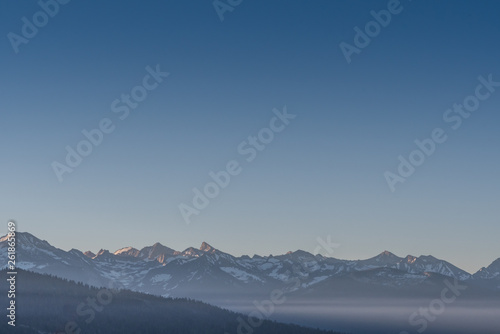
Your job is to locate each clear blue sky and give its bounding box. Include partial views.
[1,0,499,273]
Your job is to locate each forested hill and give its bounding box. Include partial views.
[0,269,343,334]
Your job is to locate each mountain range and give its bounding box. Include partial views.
[3,232,500,333]
[1,231,499,305]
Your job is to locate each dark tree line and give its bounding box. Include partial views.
[0,269,344,334]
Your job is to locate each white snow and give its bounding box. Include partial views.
[220,267,263,282]
[302,275,329,288]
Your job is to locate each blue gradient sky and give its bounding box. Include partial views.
[1,0,499,273]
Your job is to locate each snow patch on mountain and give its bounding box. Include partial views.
[220,267,264,282]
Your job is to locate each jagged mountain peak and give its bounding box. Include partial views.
[114,246,140,256]
[147,242,175,254]
[488,258,500,268]
[293,249,313,255]
[379,250,397,257]
[145,242,175,252]
[136,242,177,263]
[84,251,96,258]
[474,258,500,280]
[3,231,49,247]
[354,251,404,270]
[96,249,110,256]
[182,246,204,257]
[366,250,402,262]
[403,255,417,263]
[200,241,216,252]
[279,249,315,260]
[417,255,439,262]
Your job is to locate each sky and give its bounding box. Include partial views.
[1,0,499,273]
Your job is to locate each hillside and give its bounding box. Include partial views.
[0,269,342,334]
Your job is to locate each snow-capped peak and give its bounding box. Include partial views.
[96,249,110,256]
[84,251,96,258]
[404,255,417,264]
[114,246,140,256]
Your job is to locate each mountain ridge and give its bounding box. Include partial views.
[3,231,499,275]
[1,231,499,305]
